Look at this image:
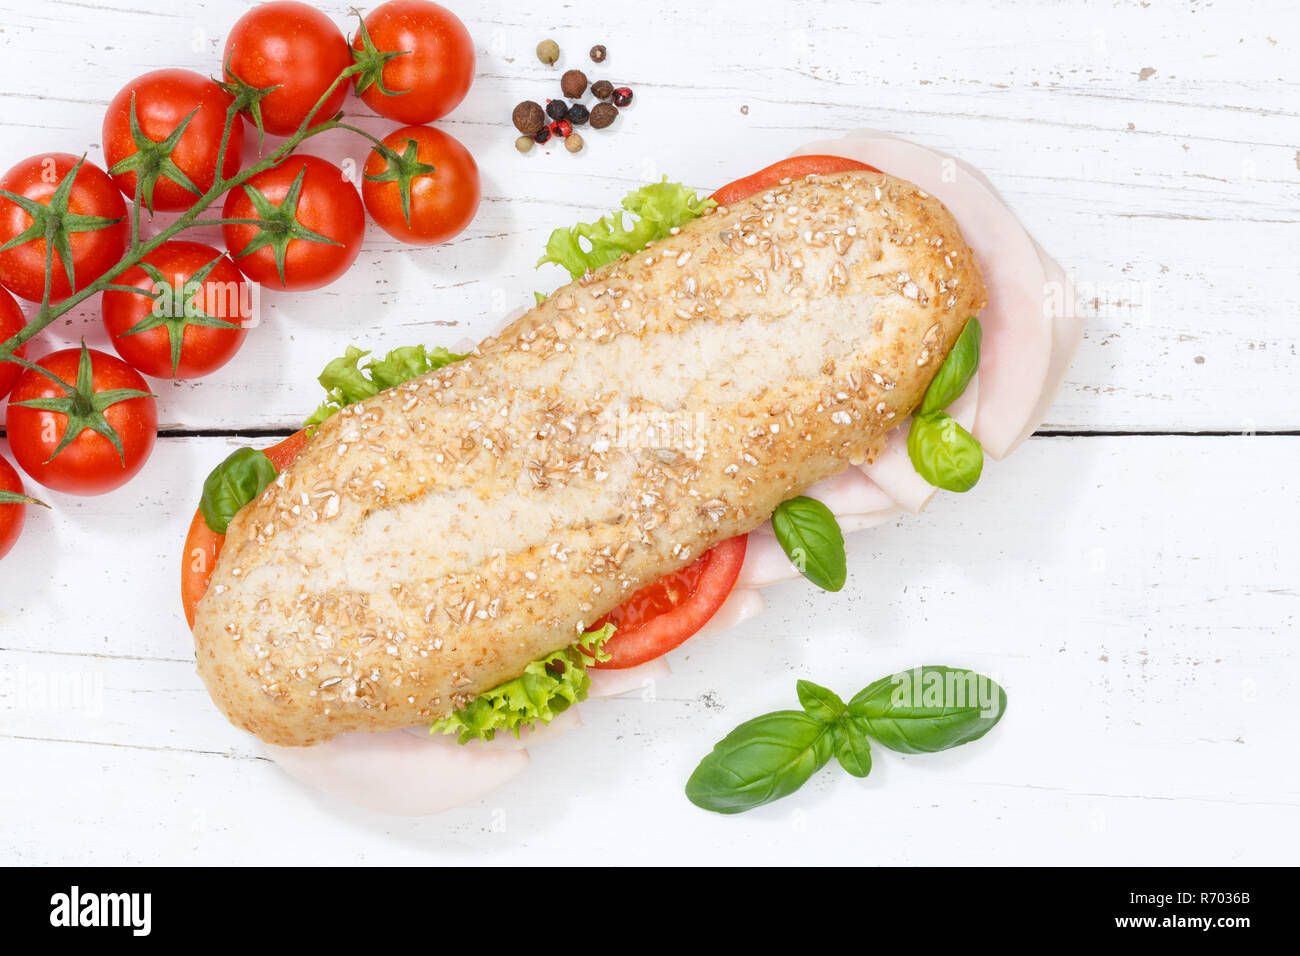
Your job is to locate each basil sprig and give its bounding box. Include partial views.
[908,317,985,493]
[771,496,847,592]
[686,666,1007,814]
[199,447,278,534]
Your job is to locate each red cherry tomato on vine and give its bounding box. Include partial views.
[0,455,35,560]
[0,286,29,400]
[102,240,250,380]
[5,346,157,496]
[221,155,365,291]
[0,153,128,303]
[362,125,480,245]
[102,69,244,211]
[589,536,749,670]
[351,0,475,124]
[222,1,352,138]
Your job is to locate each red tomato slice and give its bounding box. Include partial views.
[181,429,309,628]
[590,535,748,670]
[710,155,879,207]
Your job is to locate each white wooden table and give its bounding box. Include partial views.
[1,0,1297,865]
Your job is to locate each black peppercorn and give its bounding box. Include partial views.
[591,79,614,100]
[589,44,607,63]
[611,87,633,108]
[567,103,590,126]
[561,69,588,98]
[546,99,569,121]
[512,100,546,135]
[589,102,618,129]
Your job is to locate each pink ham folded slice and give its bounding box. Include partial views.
[267,728,530,816]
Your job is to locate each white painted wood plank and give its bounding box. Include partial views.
[2,434,1296,864]
[0,0,1295,431]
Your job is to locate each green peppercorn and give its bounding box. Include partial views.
[515,135,534,154]
[565,132,585,153]
[536,38,560,65]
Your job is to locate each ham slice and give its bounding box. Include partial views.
[1014,239,1082,447]
[790,131,1053,460]
[739,531,810,587]
[693,587,765,639]
[802,466,896,516]
[588,657,672,697]
[266,729,529,816]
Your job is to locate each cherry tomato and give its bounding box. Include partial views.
[590,535,749,670]
[0,454,32,560]
[351,0,475,124]
[102,240,250,380]
[711,155,878,207]
[0,286,29,400]
[0,153,128,303]
[221,155,365,291]
[362,125,480,245]
[181,429,309,628]
[5,346,157,495]
[102,69,244,211]
[222,1,353,137]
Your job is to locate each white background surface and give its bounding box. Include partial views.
[1,0,1297,864]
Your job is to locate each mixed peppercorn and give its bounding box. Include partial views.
[513,38,634,154]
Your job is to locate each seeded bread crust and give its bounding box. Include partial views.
[193,170,987,746]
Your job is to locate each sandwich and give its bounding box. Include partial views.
[184,132,1079,813]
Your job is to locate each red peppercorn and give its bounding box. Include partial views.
[549,119,573,138]
[534,127,552,144]
[612,87,633,107]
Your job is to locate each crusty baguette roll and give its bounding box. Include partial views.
[193,170,987,746]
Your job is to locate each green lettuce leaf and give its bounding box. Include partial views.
[430,624,615,744]
[304,343,467,428]
[537,179,715,280]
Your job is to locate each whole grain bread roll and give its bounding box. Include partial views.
[193,170,987,746]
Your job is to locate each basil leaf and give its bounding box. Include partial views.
[833,718,873,778]
[199,447,278,534]
[685,710,834,815]
[848,666,1007,754]
[919,316,982,416]
[907,412,983,492]
[771,495,847,592]
[796,679,845,723]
